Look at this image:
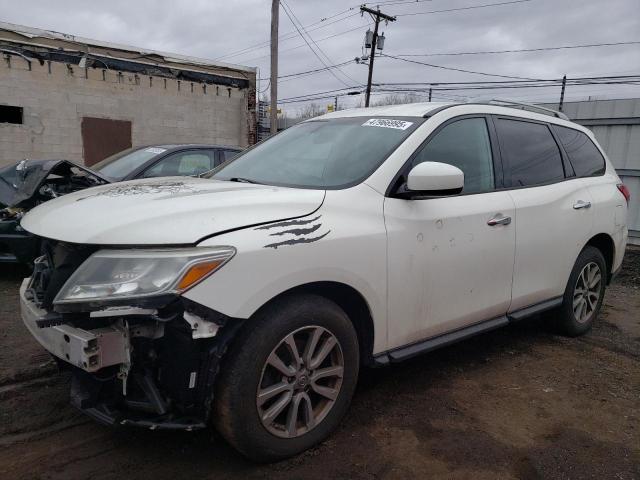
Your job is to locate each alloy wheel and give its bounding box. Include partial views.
[256,325,344,439]
[573,262,602,324]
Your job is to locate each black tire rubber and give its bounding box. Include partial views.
[557,246,607,337]
[213,293,359,462]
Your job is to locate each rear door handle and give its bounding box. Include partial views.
[487,214,511,226]
[573,200,592,210]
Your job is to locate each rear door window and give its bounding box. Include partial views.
[495,118,565,187]
[142,151,214,178]
[553,126,606,177]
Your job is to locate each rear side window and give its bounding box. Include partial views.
[553,126,606,177]
[496,118,565,187]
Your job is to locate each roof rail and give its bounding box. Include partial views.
[473,99,570,120]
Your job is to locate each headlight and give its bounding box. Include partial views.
[54,247,235,305]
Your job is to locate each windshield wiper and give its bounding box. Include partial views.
[228,177,261,184]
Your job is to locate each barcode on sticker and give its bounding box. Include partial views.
[362,118,413,130]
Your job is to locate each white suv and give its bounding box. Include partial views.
[19,102,629,461]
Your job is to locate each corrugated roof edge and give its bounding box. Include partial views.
[0,21,256,74]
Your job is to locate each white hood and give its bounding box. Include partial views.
[21,177,325,245]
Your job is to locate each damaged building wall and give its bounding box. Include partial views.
[0,25,256,168]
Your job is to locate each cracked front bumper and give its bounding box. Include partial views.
[19,278,129,372]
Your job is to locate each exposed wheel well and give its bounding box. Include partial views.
[584,233,615,283]
[258,282,376,367]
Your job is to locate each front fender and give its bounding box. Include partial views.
[183,186,388,353]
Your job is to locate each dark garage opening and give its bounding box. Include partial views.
[0,105,23,124]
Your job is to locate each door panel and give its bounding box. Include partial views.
[507,180,594,309]
[385,192,516,350]
[492,118,595,310]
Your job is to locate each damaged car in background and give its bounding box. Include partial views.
[0,144,241,263]
[0,159,109,263]
[18,102,628,462]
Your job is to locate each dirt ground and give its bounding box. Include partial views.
[0,249,638,480]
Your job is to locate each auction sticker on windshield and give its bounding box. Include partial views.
[362,118,414,130]
[145,147,167,154]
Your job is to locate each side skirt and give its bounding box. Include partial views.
[373,296,563,366]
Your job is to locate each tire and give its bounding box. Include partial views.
[213,293,359,462]
[557,246,607,337]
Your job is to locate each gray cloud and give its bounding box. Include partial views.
[1,0,638,113]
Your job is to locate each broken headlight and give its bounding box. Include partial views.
[53,247,235,305]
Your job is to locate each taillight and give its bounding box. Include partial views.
[617,183,631,205]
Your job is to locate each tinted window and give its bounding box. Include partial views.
[554,126,605,177]
[411,118,494,194]
[142,151,214,178]
[211,117,424,189]
[496,119,564,187]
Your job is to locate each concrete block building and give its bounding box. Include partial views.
[0,22,256,167]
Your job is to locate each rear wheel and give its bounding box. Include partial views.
[213,294,359,462]
[557,246,607,336]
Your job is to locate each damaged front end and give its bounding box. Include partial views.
[20,240,240,431]
[0,160,110,263]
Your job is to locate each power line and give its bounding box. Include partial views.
[215,10,361,61]
[280,0,361,87]
[394,0,533,17]
[217,0,533,63]
[258,59,355,81]
[391,41,640,57]
[256,40,640,84]
[381,53,539,80]
[241,20,373,64]
[279,0,357,88]
[276,74,640,104]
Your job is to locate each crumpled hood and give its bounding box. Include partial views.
[21,177,325,245]
[0,159,110,208]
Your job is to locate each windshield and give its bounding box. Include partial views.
[210,117,424,188]
[92,147,168,180]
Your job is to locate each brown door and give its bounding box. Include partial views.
[81,117,132,166]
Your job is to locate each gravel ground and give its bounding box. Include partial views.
[0,249,638,480]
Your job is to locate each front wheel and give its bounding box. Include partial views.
[213,294,359,462]
[557,246,607,336]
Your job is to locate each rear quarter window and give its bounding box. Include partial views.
[553,126,606,177]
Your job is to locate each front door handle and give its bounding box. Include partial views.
[487,214,512,226]
[573,200,592,210]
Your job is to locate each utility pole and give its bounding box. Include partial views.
[270,0,279,134]
[361,6,396,107]
[334,95,338,112]
[559,74,567,112]
[428,87,432,102]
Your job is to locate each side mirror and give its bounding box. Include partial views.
[405,161,464,196]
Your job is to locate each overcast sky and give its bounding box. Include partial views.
[1,0,639,114]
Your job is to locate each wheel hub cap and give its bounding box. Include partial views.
[256,325,344,439]
[573,262,602,324]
